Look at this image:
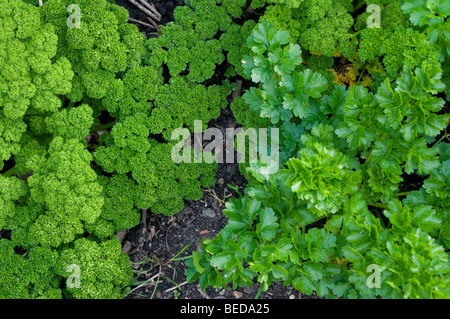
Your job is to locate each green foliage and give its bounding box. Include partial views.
[359,26,441,79]
[45,104,94,141]
[55,238,133,299]
[95,73,228,215]
[145,0,248,83]
[8,137,104,248]
[283,141,361,215]
[401,0,450,61]
[230,96,271,130]
[95,133,218,216]
[261,0,356,58]
[40,0,146,102]
[0,174,28,229]
[0,0,233,300]
[242,21,328,124]
[340,198,450,299]
[376,65,448,142]
[93,0,243,219]
[267,0,303,7]
[2,0,449,301]
[220,20,258,76]
[334,65,447,201]
[85,174,141,239]
[187,166,450,298]
[151,76,230,138]
[0,0,73,169]
[356,0,448,84]
[243,20,302,83]
[0,3,138,298]
[0,240,61,299]
[186,20,450,299]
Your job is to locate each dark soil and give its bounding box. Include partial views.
[115,0,317,300]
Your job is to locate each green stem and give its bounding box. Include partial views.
[90,119,118,133]
[433,133,449,146]
[395,191,411,197]
[349,29,363,40]
[67,100,76,108]
[367,201,388,210]
[357,63,367,83]
[1,167,16,177]
[254,286,264,299]
[354,0,366,12]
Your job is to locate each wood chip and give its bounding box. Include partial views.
[121,241,133,254]
[117,231,127,243]
[233,291,243,299]
[148,225,156,241]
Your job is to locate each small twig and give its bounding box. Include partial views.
[141,209,147,229]
[126,269,162,296]
[164,281,188,293]
[165,217,177,255]
[147,17,160,32]
[147,270,163,283]
[186,215,199,225]
[138,0,161,20]
[197,287,211,299]
[126,0,160,21]
[231,79,243,102]
[208,188,225,206]
[128,17,155,29]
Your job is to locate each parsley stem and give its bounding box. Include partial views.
[433,133,449,146]
[354,0,366,12]
[395,191,411,197]
[367,201,387,210]
[254,286,264,299]
[349,29,363,40]
[1,167,16,177]
[67,100,75,108]
[90,119,119,133]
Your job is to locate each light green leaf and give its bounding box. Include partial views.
[303,261,324,281]
[257,208,279,241]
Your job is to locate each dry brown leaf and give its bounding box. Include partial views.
[148,225,156,241]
